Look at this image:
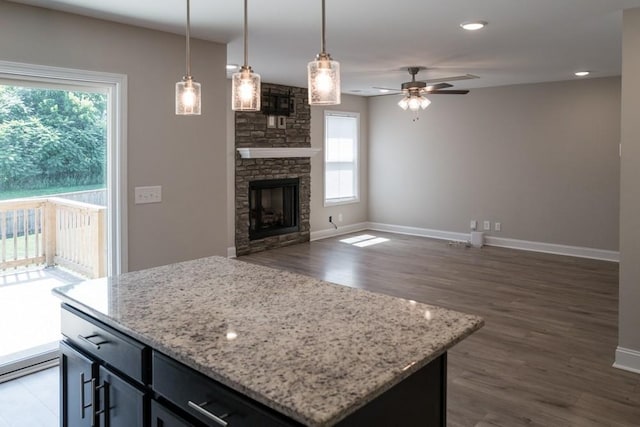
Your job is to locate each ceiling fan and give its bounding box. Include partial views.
[375,66,472,96]
[375,67,473,120]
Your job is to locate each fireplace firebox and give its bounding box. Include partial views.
[249,178,299,240]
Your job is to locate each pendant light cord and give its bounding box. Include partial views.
[186,0,191,77]
[243,0,249,67]
[320,0,326,54]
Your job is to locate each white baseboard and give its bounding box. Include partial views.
[613,347,640,374]
[485,236,619,262]
[310,222,369,241]
[364,222,619,262]
[366,222,470,243]
[227,247,237,258]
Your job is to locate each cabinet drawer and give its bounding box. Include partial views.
[152,351,299,427]
[61,304,149,384]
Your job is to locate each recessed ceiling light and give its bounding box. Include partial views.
[379,89,390,93]
[574,71,590,77]
[460,21,488,31]
[226,64,239,71]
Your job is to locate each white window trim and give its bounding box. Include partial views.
[323,110,360,207]
[0,60,128,276]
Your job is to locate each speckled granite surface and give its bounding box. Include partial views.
[53,256,483,426]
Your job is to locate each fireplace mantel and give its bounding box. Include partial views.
[236,147,321,159]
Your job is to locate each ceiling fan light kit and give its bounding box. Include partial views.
[175,0,201,115]
[308,0,341,105]
[232,0,261,111]
[397,94,431,111]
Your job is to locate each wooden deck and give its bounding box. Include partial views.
[0,267,81,362]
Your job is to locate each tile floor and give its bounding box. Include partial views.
[0,367,58,427]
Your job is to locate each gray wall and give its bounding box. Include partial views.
[619,8,640,359]
[369,77,621,250]
[310,95,369,233]
[0,2,229,271]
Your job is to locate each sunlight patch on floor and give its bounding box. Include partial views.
[340,234,390,248]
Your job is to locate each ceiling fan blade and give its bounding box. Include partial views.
[425,82,453,91]
[372,86,401,92]
[417,74,479,84]
[427,90,470,95]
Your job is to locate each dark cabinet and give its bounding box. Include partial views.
[60,341,98,427]
[97,366,146,426]
[61,342,148,427]
[60,304,149,427]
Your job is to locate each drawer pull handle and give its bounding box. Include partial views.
[187,400,230,426]
[78,334,109,349]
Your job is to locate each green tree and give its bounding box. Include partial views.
[0,85,107,192]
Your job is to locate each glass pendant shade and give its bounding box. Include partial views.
[308,54,340,105]
[232,66,261,111]
[420,97,432,109]
[398,96,410,110]
[175,77,201,115]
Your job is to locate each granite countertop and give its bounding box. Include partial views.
[53,256,483,426]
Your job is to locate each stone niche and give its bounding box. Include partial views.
[235,83,311,256]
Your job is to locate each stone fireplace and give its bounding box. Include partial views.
[235,83,312,255]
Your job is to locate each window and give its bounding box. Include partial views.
[324,111,359,206]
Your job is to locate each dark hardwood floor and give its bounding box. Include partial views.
[240,231,640,427]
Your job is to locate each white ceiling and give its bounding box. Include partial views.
[10,0,640,95]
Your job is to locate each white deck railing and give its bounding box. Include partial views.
[0,197,106,278]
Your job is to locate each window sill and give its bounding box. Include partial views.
[324,197,360,207]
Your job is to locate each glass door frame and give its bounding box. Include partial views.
[0,60,128,381]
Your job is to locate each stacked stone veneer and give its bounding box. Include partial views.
[235,83,311,255]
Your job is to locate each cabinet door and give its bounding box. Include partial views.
[60,341,98,427]
[97,366,146,427]
[151,400,195,427]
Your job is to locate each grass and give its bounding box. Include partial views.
[1,232,42,261]
[0,184,105,201]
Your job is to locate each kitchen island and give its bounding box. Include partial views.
[54,256,483,426]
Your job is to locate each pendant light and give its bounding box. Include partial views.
[232,0,261,111]
[175,0,201,115]
[308,0,340,105]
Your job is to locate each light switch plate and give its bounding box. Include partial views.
[483,220,491,231]
[135,186,162,204]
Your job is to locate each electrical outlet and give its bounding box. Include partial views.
[483,220,491,231]
[134,186,162,204]
[470,220,477,230]
[495,222,502,232]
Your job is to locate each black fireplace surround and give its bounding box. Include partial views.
[249,178,300,240]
